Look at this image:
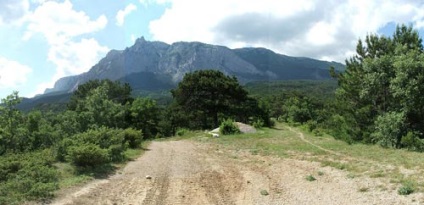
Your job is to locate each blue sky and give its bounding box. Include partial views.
[1,0,424,99]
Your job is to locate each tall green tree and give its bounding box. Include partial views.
[0,92,29,154]
[75,85,126,130]
[171,70,258,129]
[335,24,424,149]
[68,79,132,111]
[128,97,160,138]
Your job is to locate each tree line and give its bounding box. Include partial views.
[260,25,424,151]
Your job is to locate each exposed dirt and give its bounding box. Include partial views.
[50,140,423,205]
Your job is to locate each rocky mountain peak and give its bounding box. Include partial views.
[135,36,147,45]
[43,38,344,95]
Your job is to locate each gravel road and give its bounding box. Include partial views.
[50,140,423,205]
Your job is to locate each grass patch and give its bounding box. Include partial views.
[57,144,149,190]
[320,160,348,170]
[398,182,415,195]
[176,122,424,193]
[358,187,369,192]
[306,175,316,181]
[124,149,142,160]
[55,163,93,188]
[370,170,386,178]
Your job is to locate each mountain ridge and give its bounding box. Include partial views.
[44,37,344,95]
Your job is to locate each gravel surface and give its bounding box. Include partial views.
[49,140,423,205]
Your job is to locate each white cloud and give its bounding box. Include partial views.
[0,57,32,89]
[23,0,107,43]
[116,3,137,26]
[22,0,109,95]
[148,0,424,62]
[48,38,109,78]
[0,0,29,25]
[131,34,137,43]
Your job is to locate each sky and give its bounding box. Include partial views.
[1,0,424,99]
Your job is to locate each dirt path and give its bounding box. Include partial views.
[50,140,422,205]
[285,126,343,156]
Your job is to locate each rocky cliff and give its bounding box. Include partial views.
[45,37,344,94]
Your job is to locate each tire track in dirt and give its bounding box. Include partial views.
[49,139,423,205]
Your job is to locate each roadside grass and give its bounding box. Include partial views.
[55,141,150,189]
[179,122,424,193]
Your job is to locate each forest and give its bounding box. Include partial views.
[1,24,424,204]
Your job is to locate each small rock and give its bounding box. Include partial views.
[146,175,152,179]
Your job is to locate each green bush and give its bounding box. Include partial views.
[401,131,424,151]
[306,175,316,181]
[0,151,58,204]
[306,120,318,132]
[398,182,414,195]
[371,112,405,148]
[54,138,75,162]
[252,119,264,128]
[220,119,241,135]
[73,127,125,150]
[61,127,130,165]
[67,144,109,167]
[108,144,126,162]
[122,128,143,148]
[176,128,188,136]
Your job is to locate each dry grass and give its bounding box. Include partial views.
[184,122,424,193]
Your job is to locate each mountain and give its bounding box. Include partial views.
[44,37,344,95]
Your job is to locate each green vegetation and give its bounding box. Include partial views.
[398,182,415,195]
[305,175,316,181]
[171,70,271,130]
[245,25,424,151]
[0,150,58,204]
[181,122,424,193]
[4,23,424,203]
[219,119,241,135]
[0,70,273,204]
[333,25,424,150]
[0,81,157,204]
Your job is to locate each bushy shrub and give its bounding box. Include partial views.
[54,138,75,162]
[73,127,125,150]
[371,112,405,148]
[398,182,415,195]
[401,131,424,151]
[60,127,130,165]
[306,120,318,132]
[176,128,188,136]
[252,119,264,128]
[0,151,59,204]
[122,128,143,148]
[108,144,126,162]
[67,144,109,167]
[220,119,241,135]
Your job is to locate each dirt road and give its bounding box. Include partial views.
[51,140,421,205]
